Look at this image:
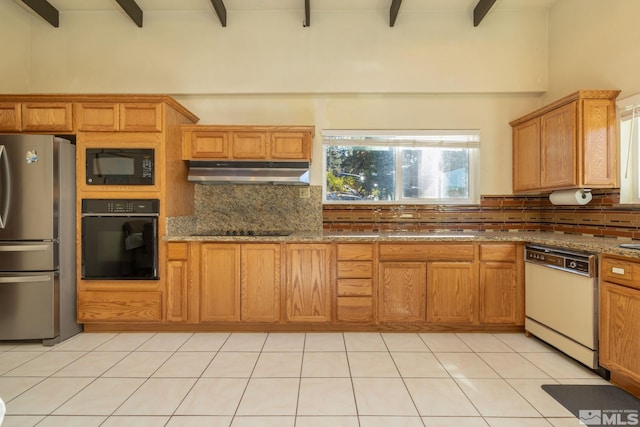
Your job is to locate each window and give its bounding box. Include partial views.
[619,93,640,204]
[322,130,480,204]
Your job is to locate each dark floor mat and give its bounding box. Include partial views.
[542,384,640,426]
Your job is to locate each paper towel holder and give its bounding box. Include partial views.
[549,188,592,206]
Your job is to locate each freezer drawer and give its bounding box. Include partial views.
[0,241,56,271]
[0,272,58,340]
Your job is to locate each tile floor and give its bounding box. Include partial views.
[0,331,610,427]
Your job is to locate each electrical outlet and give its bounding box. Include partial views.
[299,187,310,199]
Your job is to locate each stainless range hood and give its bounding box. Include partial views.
[188,160,310,185]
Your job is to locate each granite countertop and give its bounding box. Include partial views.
[166,230,640,259]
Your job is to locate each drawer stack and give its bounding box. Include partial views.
[336,244,375,323]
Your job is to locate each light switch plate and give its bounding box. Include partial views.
[299,187,310,198]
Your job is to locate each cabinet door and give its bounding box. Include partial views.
[232,131,268,159]
[582,98,618,187]
[0,103,21,131]
[76,103,119,131]
[119,103,162,132]
[271,131,310,160]
[479,262,519,324]
[541,101,577,189]
[379,262,426,322]
[512,117,541,192]
[166,243,189,323]
[285,244,332,323]
[189,131,230,159]
[200,244,240,322]
[21,102,73,132]
[427,262,475,324]
[600,281,640,384]
[78,291,162,322]
[241,244,281,322]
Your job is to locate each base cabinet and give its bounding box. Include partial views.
[285,244,332,323]
[241,244,281,322]
[426,262,475,324]
[379,262,427,322]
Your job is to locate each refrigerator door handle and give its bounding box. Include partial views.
[0,275,50,283]
[0,244,50,252]
[0,145,9,229]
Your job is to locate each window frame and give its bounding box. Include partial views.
[618,94,640,204]
[321,130,480,205]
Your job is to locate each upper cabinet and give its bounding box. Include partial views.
[0,102,73,132]
[510,90,620,193]
[182,125,314,161]
[76,102,163,132]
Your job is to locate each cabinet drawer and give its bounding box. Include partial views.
[167,242,189,260]
[336,244,373,261]
[379,244,474,261]
[78,291,162,322]
[602,257,640,289]
[480,244,517,262]
[337,278,373,296]
[0,103,21,131]
[337,261,373,278]
[21,102,73,132]
[337,297,373,323]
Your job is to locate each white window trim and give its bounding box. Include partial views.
[618,94,640,204]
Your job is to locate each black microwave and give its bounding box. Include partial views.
[86,148,154,185]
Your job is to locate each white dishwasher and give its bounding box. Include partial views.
[524,245,599,369]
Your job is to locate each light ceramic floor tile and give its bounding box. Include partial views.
[494,333,555,353]
[456,378,541,417]
[202,352,259,378]
[0,352,43,375]
[297,378,357,415]
[555,377,611,385]
[456,333,514,353]
[33,415,107,426]
[252,352,302,377]
[301,352,350,377]
[1,415,46,426]
[102,352,172,378]
[344,333,387,351]
[230,416,295,427]
[435,353,500,379]
[53,378,145,415]
[52,351,129,377]
[422,417,489,427]
[4,352,86,377]
[382,333,430,352]
[522,352,601,379]
[236,378,300,416]
[296,416,359,427]
[175,378,248,416]
[114,378,196,415]
[391,352,450,378]
[546,418,586,427]
[51,333,117,352]
[404,378,479,416]
[485,418,553,427]
[304,333,345,351]
[220,333,267,352]
[348,352,400,377]
[359,416,425,426]
[419,333,472,352]
[506,379,574,418]
[101,415,170,426]
[178,332,229,351]
[93,333,155,351]
[6,377,93,415]
[0,376,45,401]
[7,343,53,352]
[262,333,306,352]
[166,415,232,427]
[136,333,193,352]
[352,378,418,416]
[152,352,214,377]
[479,353,550,379]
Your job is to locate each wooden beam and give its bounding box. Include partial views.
[473,0,497,26]
[115,0,143,28]
[20,0,59,27]
[303,0,310,27]
[390,0,402,27]
[210,0,227,27]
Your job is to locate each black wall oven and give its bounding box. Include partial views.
[81,199,159,280]
[86,148,154,185]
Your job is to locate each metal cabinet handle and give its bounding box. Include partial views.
[611,267,626,275]
[0,145,10,229]
[0,275,50,283]
[0,245,49,252]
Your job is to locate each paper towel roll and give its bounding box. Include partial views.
[549,189,592,206]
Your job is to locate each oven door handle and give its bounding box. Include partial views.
[0,275,50,284]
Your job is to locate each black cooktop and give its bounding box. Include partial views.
[194,230,292,237]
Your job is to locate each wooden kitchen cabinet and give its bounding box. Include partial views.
[478,243,524,325]
[285,243,332,323]
[379,262,426,322]
[21,102,73,132]
[600,255,640,396]
[0,102,21,131]
[166,242,190,323]
[241,244,281,322]
[78,291,162,322]
[426,261,475,324]
[510,90,620,193]
[76,102,162,132]
[271,131,311,160]
[335,243,375,323]
[199,244,241,322]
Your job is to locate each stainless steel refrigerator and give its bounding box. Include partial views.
[0,134,82,345]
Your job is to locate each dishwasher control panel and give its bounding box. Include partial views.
[525,245,596,277]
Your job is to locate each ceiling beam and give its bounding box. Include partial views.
[115,0,143,27]
[20,0,59,27]
[303,0,310,27]
[390,0,402,27]
[473,0,497,26]
[210,0,227,27]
